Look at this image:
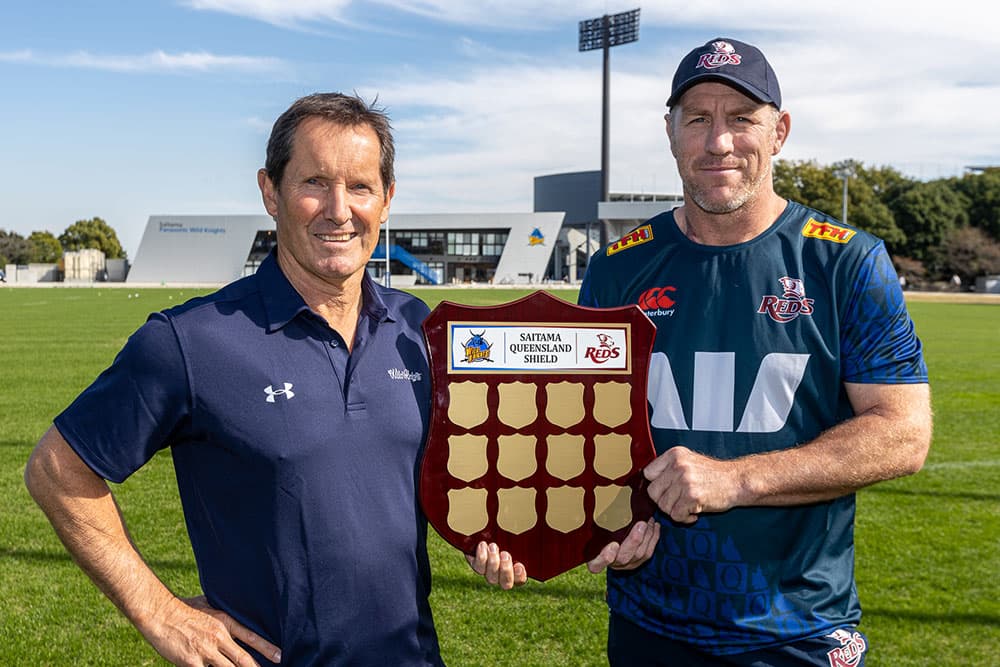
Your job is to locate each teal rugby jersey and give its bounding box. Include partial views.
[579,200,926,655]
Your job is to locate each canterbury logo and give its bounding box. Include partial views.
[264,383,295,402]
[802,218,856,243]
[607,225,653,255]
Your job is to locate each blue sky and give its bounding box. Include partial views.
[3,0,998,258]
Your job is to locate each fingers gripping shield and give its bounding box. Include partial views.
[420,291,657,581]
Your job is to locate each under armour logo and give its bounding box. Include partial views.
[264,382,295,402]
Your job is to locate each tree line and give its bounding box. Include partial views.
[774,161,1000,287]
[0,217,126,267]
[3,165,1000,287]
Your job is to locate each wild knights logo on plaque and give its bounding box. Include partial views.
[420,290,657,581]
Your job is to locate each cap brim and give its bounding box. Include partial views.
[667,74,776,108]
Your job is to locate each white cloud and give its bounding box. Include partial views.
[181,0,352,28]
[181,0,1000,46]
[384,0,1000,212]
[0,49,285,73]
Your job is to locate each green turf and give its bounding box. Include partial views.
[0,287,996,666]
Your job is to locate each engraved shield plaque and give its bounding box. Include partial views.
[420,290,657,581]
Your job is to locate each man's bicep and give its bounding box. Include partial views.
[26,425,110,508]
[844,381,929,417]
[843,381,932,473]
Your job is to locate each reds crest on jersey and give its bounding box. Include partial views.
[757,276,815,323]
[420,291,657,581]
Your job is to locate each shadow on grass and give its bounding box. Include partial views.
[864,607,1000,627]
[861,485,1000,503]
[0,439,33,449]
[0,546,194,573]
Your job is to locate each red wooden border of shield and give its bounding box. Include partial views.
[420,291,657,581]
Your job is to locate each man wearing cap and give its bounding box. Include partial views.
[579,38,931,665]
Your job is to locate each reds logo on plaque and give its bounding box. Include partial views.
[420,291,657,581]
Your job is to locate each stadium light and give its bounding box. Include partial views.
[833,161,857,225]
[579,8,640,247]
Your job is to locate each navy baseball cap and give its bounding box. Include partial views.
[666,38,781,109]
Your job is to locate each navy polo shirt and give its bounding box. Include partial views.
[55,252,442,666]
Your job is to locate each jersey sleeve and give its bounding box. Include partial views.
[840,242,928,384]
[53,313,192,483]
[577,263,600,308]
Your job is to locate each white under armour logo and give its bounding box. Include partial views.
[264,382,295,402]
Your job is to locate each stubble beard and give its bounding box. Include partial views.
[686,166,769,215]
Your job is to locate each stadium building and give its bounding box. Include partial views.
[125,171,682,285]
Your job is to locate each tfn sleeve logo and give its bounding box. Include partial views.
[607,225,653,256]
[802,218,856,243]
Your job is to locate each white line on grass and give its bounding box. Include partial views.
[922,459,1000,470]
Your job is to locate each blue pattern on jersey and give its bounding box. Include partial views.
[581,201,928,657]
[841,243,928,383]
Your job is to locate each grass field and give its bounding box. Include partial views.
[0,286,996,666]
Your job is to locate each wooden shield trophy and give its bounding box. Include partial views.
[420,291,657,581]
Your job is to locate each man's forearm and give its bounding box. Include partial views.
[644,383,932,522]
[734,382,932,506]
[24,427,177,633]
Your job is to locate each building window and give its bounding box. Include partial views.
[447,232,480,256]
[481,232,508,257]
[388,231,444,255]
[421,261,444,285]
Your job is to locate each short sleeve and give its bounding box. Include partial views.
[840,243,928,384]
[54,313,191,483]
[578,264,600,308]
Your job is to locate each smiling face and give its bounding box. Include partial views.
[258,116,393,294]
[666,82,789,216]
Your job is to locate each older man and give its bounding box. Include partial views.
[579,39,932,665]
[25,93,520,667]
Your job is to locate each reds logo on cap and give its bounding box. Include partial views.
[697,41,743,70]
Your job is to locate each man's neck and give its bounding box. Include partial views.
[277,252,365,350]
[675,193,787,246]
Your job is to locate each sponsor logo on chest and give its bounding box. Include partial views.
[388,368,423,382]
[637,285,677,318]
[264,382,295,402]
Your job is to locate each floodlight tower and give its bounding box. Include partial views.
[833,161,857,226]
[579,8,640,247]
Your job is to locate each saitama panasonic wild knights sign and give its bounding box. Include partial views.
[420,291,657,581]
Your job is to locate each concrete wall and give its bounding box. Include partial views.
[64,248,106,282]
[5,263,59,283]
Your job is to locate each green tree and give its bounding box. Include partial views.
[0,229,32,266]
[862,164,913,200]
[28,230,63,263]
[930,226,1000,284]
[887,180,969,261]
[952,168,1000,240]
[773,160,903,249]
[59,217,126,259]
